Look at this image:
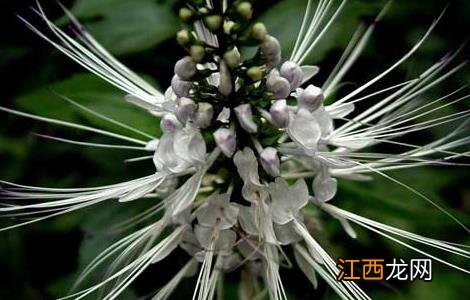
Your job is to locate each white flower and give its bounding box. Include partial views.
[195,193,239,229]
[268,178,309,225]
[287,108,322,153]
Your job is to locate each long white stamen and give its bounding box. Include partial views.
[0,106,147,146]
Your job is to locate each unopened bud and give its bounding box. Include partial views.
[260,147,280,177]
[261,35,281,68]
[198,7,209,14]
[280,61,302,90]
[179,7,193,22]
[267,71,291,99]
[190,45,205,62]
[252,22,267,41]
[204,15,223,32]
[234,104,258,133]
[175,56,196,80]
[298,85,324,112]
[237,2,253,19]
[176,29,191,45]
[269,99,289,128]
[224,48,241,69]
[171,75,192,98]
[247,66,263,82]
[218,61,233,96]
[217,107,231,123]
[177,97,196,124]
[224,20,236,34]
[161,113,182,134]
[214,128,237,157]
[195,102,214,128]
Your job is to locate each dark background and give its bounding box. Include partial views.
[0,0,469,299]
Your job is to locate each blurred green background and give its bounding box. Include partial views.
[0,0,469,299]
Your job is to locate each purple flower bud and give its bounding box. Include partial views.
[214,128,237,157]
[234,104,258,133]
[174,56,196,80]
[171,75,192,97]
[177,97,196,124]
[260,147,280,177]
[298,85,324,112]
[269,99,289,128]
[280,61,302,90]
[195,102,214,128]
[267,71,291,99]
[160,113,182,134]
[261,35,281,68]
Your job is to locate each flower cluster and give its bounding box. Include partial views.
[1,1,469,299]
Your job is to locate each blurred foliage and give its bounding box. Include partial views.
[0,0,469,299]
[64,0,179,55]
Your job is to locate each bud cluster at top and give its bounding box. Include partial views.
[166,0,329,183]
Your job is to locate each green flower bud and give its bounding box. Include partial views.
[190,45,205,62]
[247,66,263,82]
[252,22,267,41]
[204,15,222,32]
[237,2,253,19]
[179,7,193,22]
[176,29,191,45]
[223,20,236,35]
[198,7,209,15]
[223,48,241,69]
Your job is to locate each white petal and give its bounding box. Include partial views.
[166,171,204,218]
[236,204,258,236]
[269,178,309,225]
[310,106,333,137]
[174,126,206,164]
[287,108,321,152]
[274,221,303,245]
[301,65,320,85]
[313,174,337,203]
[196,193,239,230]
[294,247,318,289]
[233,148,262,187]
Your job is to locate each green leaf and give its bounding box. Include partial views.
[15,73,159,140]
[69,0,178,55]
[336,168,469,230]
